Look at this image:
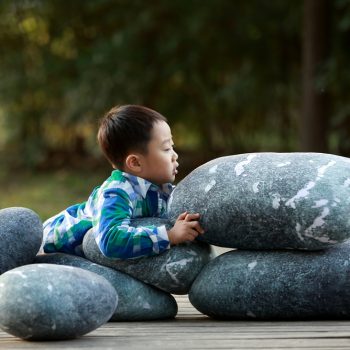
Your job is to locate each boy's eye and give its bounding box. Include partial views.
[164,144,175,152]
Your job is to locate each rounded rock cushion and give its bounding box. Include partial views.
[189,243,350,319]
[35,253,177,321]
[0,264,117,340]
[168,153,350,250]
[83,218,213,294]
[0,207,43,274]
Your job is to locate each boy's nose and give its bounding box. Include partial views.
[172,150,178,161]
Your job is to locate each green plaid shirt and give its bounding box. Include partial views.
[43,170,173,259]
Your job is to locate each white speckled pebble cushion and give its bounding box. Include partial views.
[167,152,350,250]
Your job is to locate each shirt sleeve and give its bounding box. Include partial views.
[93,186,170,259]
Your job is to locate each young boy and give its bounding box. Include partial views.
[42,105,204,259]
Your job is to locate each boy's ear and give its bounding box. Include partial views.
[125,154,142,173]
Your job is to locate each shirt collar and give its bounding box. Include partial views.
[112,170,173,199]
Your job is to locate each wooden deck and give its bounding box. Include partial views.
[1,295,350,349]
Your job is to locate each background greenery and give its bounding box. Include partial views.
[1,0,349,220]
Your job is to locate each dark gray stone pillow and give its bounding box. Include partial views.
[83,218,213,294]
[189,242,350,319]
[0,264,117,340]
[35,253,177,321]
[0,207,43,274]
[168,153,350,250]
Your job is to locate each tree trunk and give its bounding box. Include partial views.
[300,0,331,152]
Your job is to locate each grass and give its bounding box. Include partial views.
[0,150,198,223]
[0,168,110,221]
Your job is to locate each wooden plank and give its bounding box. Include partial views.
[2,326,350,349]
[2,332,350,350]
[2,293,350,349]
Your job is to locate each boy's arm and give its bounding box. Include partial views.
[93,187,170,259]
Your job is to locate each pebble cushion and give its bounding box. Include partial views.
[168,153,350,250]
[0,264,117,340]
[189,243,350,319]
[0,207,43,274]
[83,218,213,294]
[35,253,177,321]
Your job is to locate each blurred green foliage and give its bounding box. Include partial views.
[0,0,350,171]
[0,169,109,220]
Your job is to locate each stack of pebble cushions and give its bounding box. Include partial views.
[167,152,350,319]
[0,212,212,340]
[0,208,117,340]
[1,152,350,340]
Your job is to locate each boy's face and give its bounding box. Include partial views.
[139,121,178,185]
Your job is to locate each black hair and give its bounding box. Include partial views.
[97,105,167,168]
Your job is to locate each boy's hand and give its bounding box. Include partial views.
[167,212,205,245]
